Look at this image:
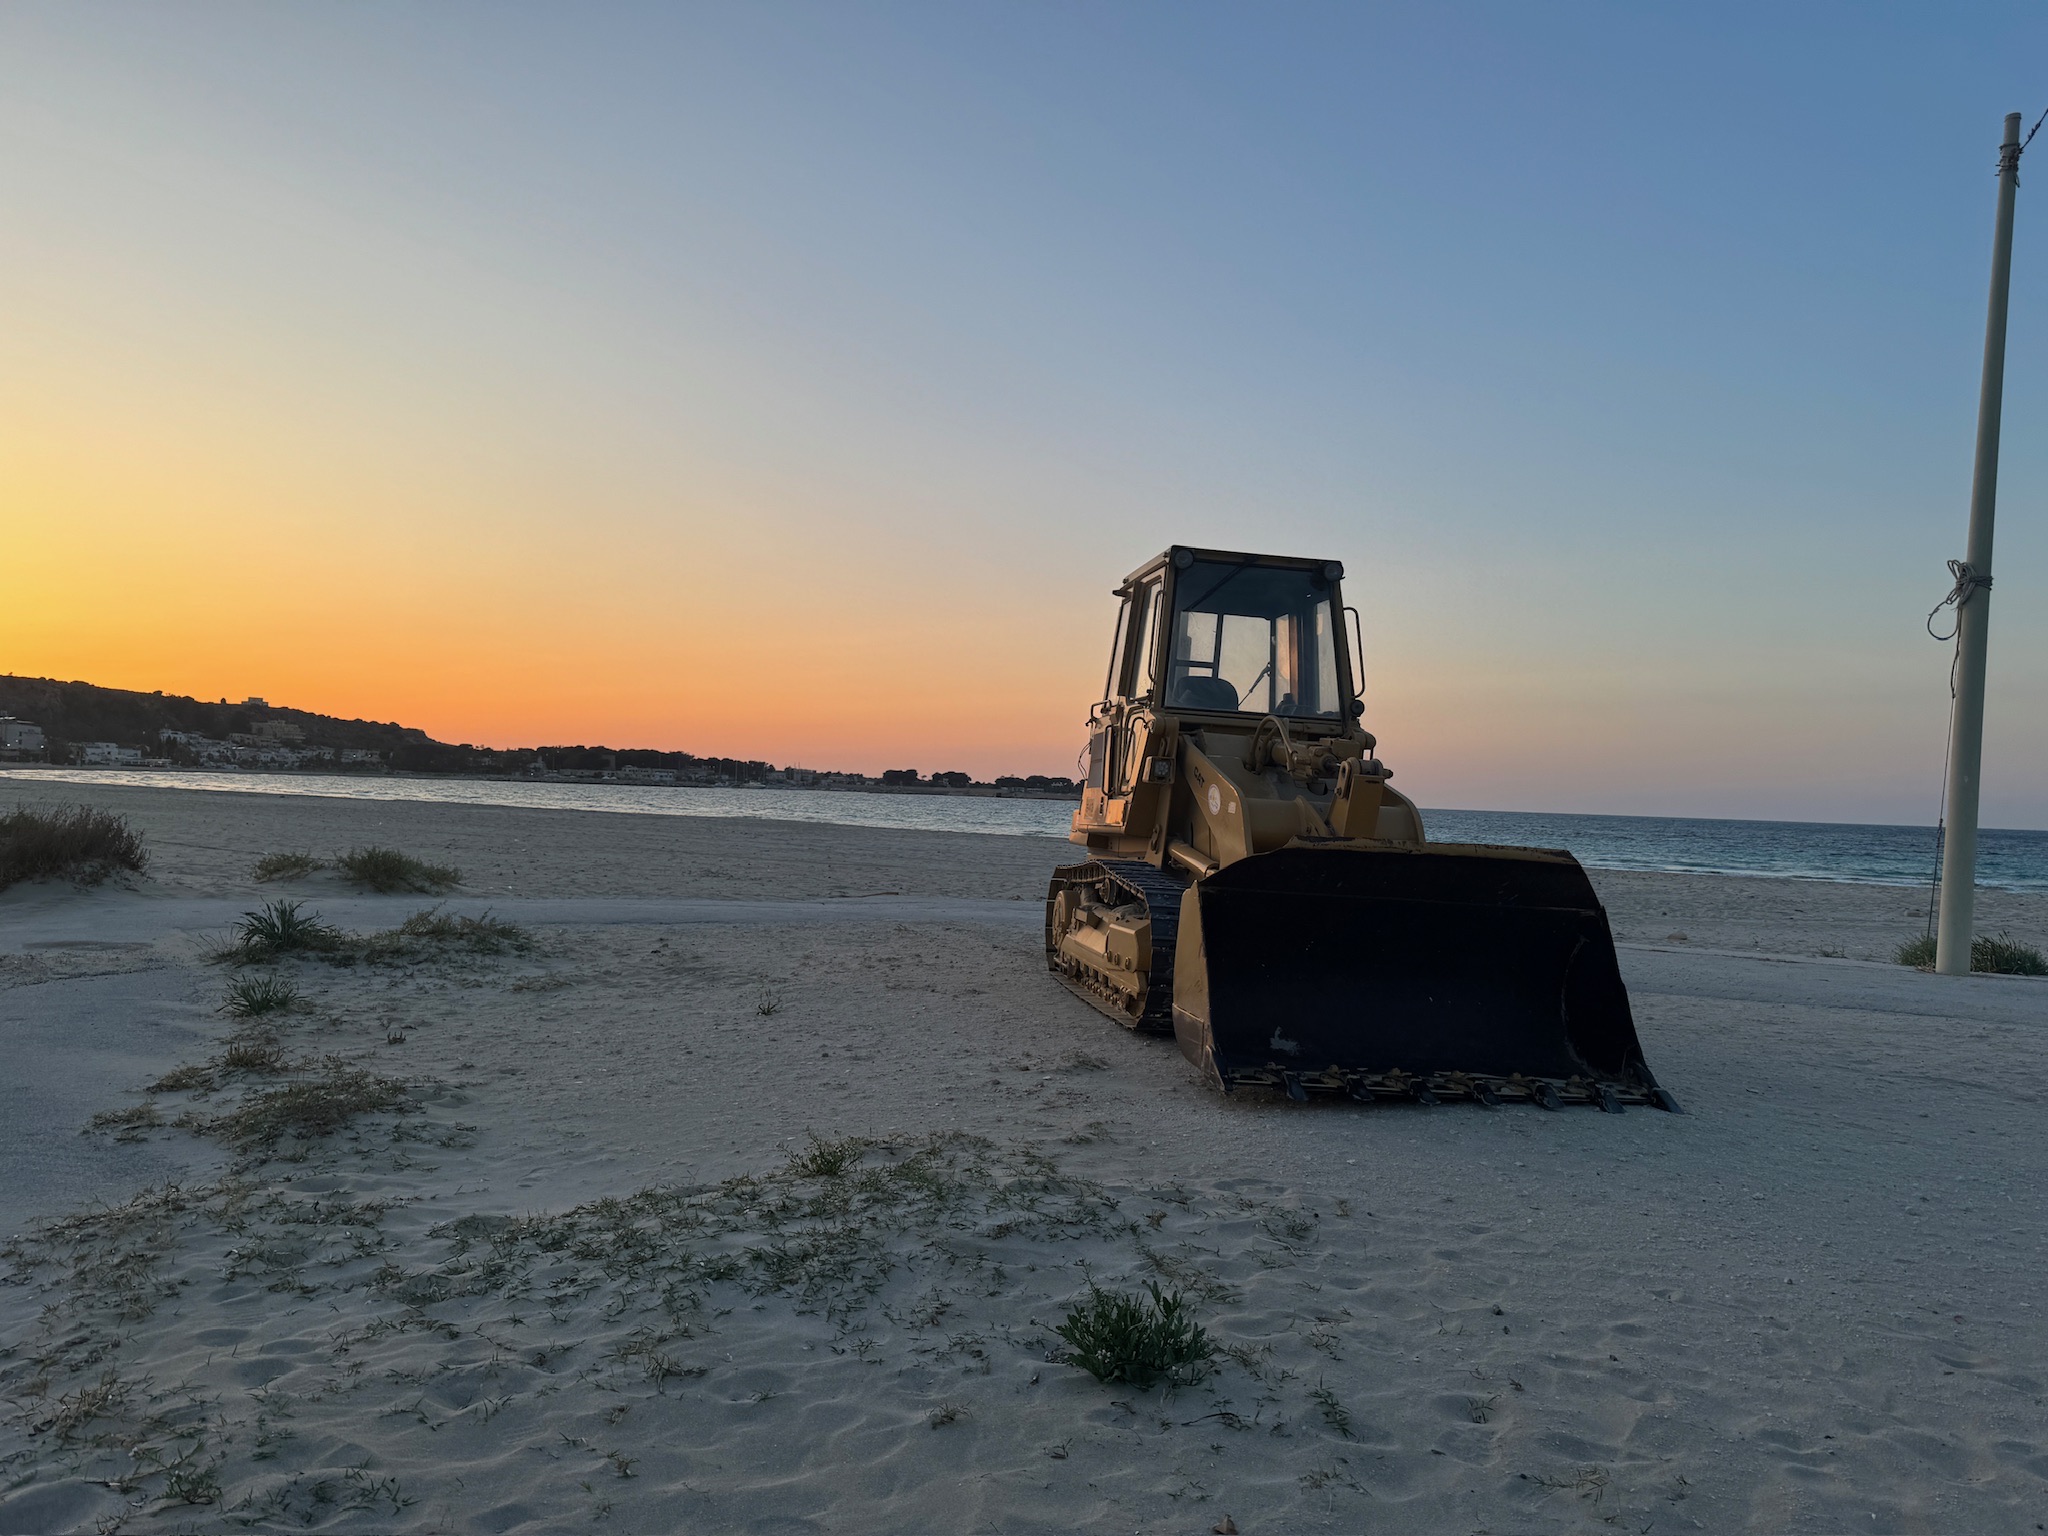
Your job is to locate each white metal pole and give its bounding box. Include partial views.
[1935,111,2023,976]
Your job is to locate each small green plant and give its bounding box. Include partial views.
[253,851,323,882]
[787,1133,866,1179]
[161,1460,222,1506]
[216,900,344,964]
[1311,1377,1355,1437]
[1054,1282,1214,1389]
[336,846,460,894]
[224,974,300,1017]
[1895,931,2047,975]
[0,803,147,891]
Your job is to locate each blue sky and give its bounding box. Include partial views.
[4,3,2044,823]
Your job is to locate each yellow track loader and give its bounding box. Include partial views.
[1045,546,1677,1112]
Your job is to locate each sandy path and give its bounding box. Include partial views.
[3,784,2047,1533]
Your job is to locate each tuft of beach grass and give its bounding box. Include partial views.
[1895,931,2047,975]
[211,900,345,965]
[253,851,323,882]
[786,1133,866,1179]
[0,803,147,891]
[223,974,300,1017]
[335,846,460,894]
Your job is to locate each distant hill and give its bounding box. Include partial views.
[0,675,1074,791]
[0,675,434,758]
[0,675,774,779]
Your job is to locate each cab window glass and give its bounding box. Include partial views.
[1102,597,1131,702]
[1167,561,1342,717]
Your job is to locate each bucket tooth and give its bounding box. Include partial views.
[1597,1085,1624,1114]
[1475,1084,1503,1107]
[1534,1082,1563,1111]
[1281,1071,1308,1103]
[1651,1087,1684,1114]
[1411,1083,1440,1106]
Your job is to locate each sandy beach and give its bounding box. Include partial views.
[4,779,2047,1534]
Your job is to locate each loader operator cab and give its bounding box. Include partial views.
[1165,558,1347,719]
[1102,549,1355,720]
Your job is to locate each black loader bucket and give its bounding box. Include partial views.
[1172,842,1678,1111]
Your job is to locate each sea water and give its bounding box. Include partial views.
[6,768,2045,893]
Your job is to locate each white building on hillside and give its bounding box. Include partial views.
[0,717,46,757]
[76,742,143,766]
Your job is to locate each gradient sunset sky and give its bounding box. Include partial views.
[5,4,2045,826]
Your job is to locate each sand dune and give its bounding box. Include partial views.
[3,782,2046,1533]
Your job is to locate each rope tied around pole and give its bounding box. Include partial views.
[1919,555,1994,936]
[2005,105,2047,184]
[1925,558,1992,644]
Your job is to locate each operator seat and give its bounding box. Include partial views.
[1170,673,1241,711]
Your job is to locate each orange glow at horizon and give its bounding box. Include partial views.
[4,345,1106,778]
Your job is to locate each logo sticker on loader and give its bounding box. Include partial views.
[1207,785,1223,815]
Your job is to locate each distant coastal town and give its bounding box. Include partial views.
[0,676,1080,799]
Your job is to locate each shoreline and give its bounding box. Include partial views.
[3,775,2044,969]
[5,765,2046,894]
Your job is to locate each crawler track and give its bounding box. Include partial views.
[1044,859,1187,1034]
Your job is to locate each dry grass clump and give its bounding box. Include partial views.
[210,1061,412,1149]
[148,1037,291,1096]
[1895,931,2048,975]
[48,1370,130,1442]
[387,909,528,952]
[87,1102,163,1140]
[212,900,345,965]
[0,803,147,891]
[253,851,323,882]
[356,908,531,964]
[145,1062,216,1094]
[1054,1282,1215,1389]
[222,1038,290,1075]
[336,846,460,894]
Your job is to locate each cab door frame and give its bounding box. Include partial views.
[1080,559,1172,835]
